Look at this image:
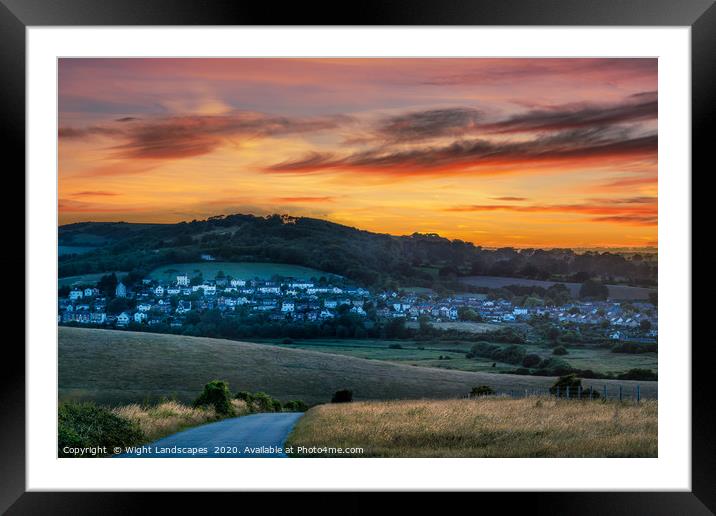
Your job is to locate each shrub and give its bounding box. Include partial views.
[537,357,573,376]
[283,400,308,412]
[58,402,144,457]
[235,391,254,403]
[388,343,403,349]
[252,392,278,412]
[522,354,541,368]
[193,380,235,416]
[331,389,353,403]
[549,374,599,398]
[271,399,283,412]
[553,345,569,356]
[617,368,657,381]
[281,337,295,344]
[470,385,495,397]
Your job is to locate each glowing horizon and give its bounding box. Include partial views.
[58,58,657,248]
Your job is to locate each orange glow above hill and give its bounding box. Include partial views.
[58,58,657,248]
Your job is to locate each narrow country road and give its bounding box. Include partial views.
[117,412,304,458]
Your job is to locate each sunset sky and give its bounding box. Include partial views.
[58,58,657,248]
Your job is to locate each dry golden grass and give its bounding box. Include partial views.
[286,397,657,458]
[112,400,250,442]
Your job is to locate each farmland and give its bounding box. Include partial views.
[460,275,655,300]
[264,338,658,376]
[147,261,337,282]
[58,328,656,406]
[286,397,658,457]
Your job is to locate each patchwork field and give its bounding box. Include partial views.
[286,397,658,457]
[266,338,657,376]
[148,261,337,282]
[59,328,656,406]
[460,275,655,301]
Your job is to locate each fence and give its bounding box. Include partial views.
[466,384,653,402]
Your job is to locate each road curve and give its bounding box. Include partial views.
[117,412,303,458]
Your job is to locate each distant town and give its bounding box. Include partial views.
[58,269,658,343]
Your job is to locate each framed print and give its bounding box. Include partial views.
[4,0,711,512]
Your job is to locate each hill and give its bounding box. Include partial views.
[148,262,336,282]
[58,327,657,406]
[58,214,657,289]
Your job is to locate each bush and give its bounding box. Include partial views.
[537,357,574,376]
[617,368,657,381]
[252,392,278,412]
[522,354,542,368]
[281,337,295,344]
[193,380,235,416]
[470,385,495,397]
[283,400,308,412]
[331,389,353,403]
[388,343,403,349]
[549,374,599,398]
[235,391,254,403]
[58,402,144,457]
[553,345,569,356]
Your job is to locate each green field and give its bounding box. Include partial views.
[58,328,656,406]
[148,261,337,282]
[58,271,127,288]
[264,338,657,376]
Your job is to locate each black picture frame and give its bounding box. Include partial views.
[3,0,709,513]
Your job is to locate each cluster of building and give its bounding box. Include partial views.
[58,273,657,340]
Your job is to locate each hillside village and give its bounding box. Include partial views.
[58,271,658,342]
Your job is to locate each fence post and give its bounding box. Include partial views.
[578,385,582,399]
[619,385,623,402]
[556,386,560,399]
[566,386,570,399]
[637,385,641,403]
[603,385,607,400]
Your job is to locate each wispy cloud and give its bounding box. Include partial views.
[266,130,657,175]
[272,196,335,203]
[444,197,657,226]
[60,111,352,160]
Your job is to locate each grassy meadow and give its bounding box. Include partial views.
[147,261,336,282]
[59,328,657,407]
[286,397,658,458]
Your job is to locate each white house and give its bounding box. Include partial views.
[83,288,95,297]
[324,299,338,308]
[513,307,529,316]
[69,289,83,300]
[230,279,246,287]
[167,286,181,295]
[115,282,127,298]
[281,302,295,312]
[154,285,165,297]
[176,300,192,314]
[116,312,130,326]
[137,303,152,312]
[177,274,189,286]
[134,312,147,323]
